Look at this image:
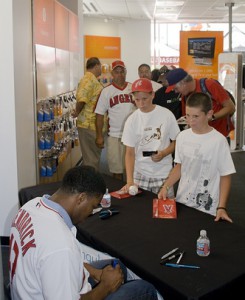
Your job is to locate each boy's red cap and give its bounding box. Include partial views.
[132,78,153,93]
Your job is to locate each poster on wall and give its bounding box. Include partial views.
[84,35,121,86]
[179,31,223,79]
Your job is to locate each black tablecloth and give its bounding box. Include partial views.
[77,176,245,300]
[19,175,245,300]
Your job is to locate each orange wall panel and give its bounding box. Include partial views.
[179,31,223,79]
[85,35,121,59]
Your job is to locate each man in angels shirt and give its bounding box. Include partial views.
[95,60,136,181]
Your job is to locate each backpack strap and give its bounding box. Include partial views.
[199,78,212,99]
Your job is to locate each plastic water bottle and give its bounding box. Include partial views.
[101,188,111,208]
[196,229,210,257]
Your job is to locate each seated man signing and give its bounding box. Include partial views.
[9,165,158,300]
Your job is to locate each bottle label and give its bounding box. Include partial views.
[101,195,111,208]
[197,241,210,256]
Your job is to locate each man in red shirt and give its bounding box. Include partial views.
[165,68,235,138]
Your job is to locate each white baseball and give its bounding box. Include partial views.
[129,185,138,196]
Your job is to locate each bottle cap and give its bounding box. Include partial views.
[200,229,207,235]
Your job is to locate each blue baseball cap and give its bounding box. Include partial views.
[166,68,188,93]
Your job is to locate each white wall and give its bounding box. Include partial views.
[84,17,151,82]
[0,5,150,237]
[0,0,19,236]
[119,19,151,82]
[0,0,81,237]
[13,0,36,190]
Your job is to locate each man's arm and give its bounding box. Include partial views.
[207,80,236,119]
[72,101,85,118]
[95,114,105,148]
[158,163,181,199]
[214,174,233,223]
[211,98,235,120]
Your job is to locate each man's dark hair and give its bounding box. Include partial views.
[151,68,160,82]
[86,57,101,70]
[60,165,106,196]
[186,92,212,114]
[138,63,151,71]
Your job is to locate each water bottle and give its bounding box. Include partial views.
[100,188,111,208]
[196,229,210,257]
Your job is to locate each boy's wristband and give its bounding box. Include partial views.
[216,207,227,211]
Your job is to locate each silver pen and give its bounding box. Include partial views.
[176,251,184,264]
[160,247,179,260]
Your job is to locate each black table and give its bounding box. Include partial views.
[19,175,245,300]
[76,175,245,300]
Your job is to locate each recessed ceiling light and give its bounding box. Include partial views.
[156,1,184,7]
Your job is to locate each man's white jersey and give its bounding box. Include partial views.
[95,82,135,138]
[9,196,91,300]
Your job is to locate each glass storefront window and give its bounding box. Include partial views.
[151,22,245,69]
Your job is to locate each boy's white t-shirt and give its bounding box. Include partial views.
[175,128,236,216]
[122,105,180,178]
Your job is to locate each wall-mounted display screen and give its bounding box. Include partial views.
[188,37,216,58]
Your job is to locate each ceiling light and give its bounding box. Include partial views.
[156,1,184,7]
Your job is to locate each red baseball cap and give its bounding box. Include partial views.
[132,78,153,93]
[112,60,126,70]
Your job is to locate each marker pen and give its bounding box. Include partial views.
[165,263,200,269]
[160,252,181,264]
[160,247,179,260]
[111,259,119,268]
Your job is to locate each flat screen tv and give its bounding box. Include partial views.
[188,37,216,58]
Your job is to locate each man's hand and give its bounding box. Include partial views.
[95,136,104,149]
[100,264,124,293]
[71,110,78,118]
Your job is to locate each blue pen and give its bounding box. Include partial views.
[165,263,200,269]
[111,259,119,268]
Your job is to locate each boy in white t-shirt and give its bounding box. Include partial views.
[121,78,180,194]
[158,92,236,222]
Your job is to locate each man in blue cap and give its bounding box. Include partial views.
[165,68,235,138]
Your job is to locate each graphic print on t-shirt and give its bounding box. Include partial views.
[181,141,214,212]
[140,124,163,146]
